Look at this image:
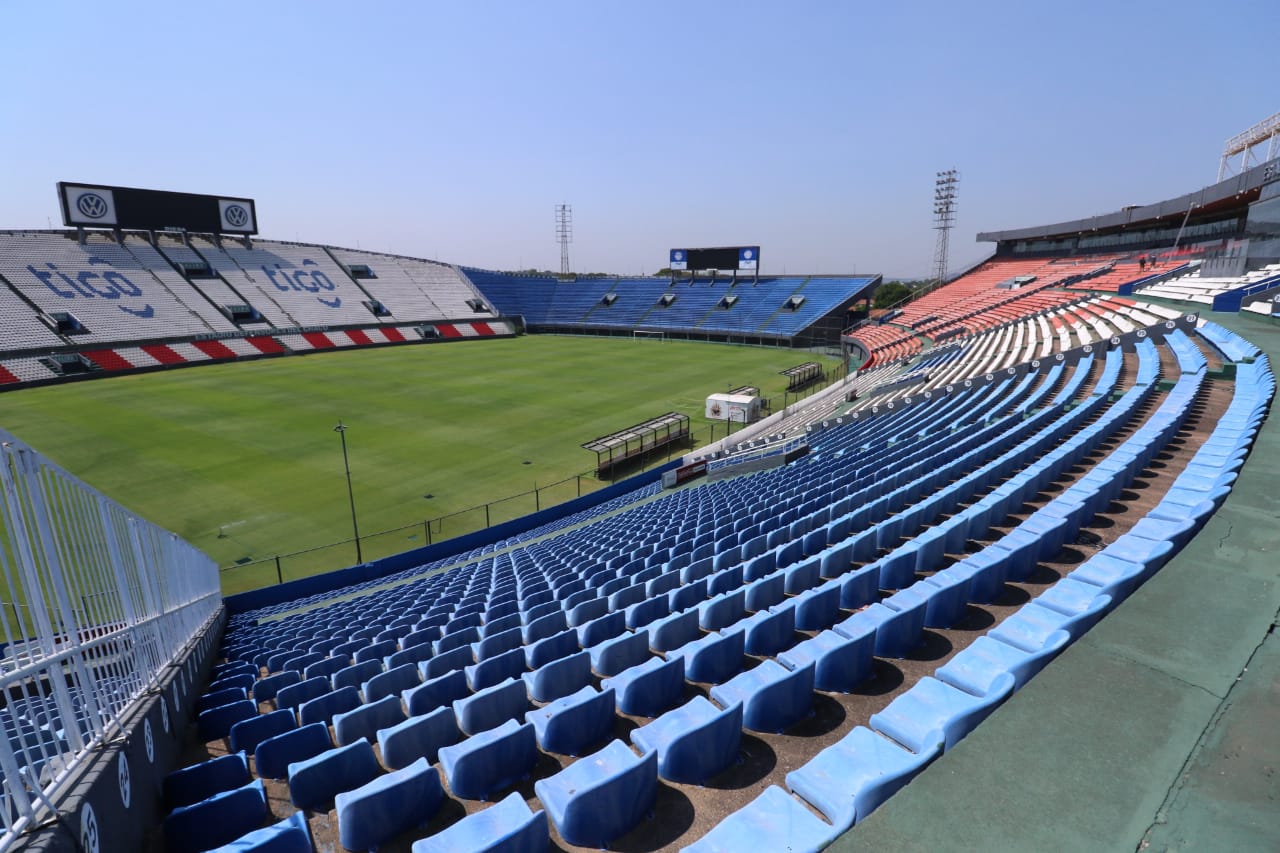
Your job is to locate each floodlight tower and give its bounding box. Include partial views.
[1217,111,1280,181]
[932,170,960,288]
[555,203,573,276]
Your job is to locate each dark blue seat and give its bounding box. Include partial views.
[208,810,311,853]
[197,686,247,715]
[163,779,268,853]
[630,696,742,784]
[601,656,686,717]
[666,628,744,685]
[839,564,880,609]
[438,719,537,800]
[410,791,547,853]
[303,655,350,682]
[685,785,836,853]
[333,695,407,747]
[297,686,361,729]
[287,738,381,810]
[434,626,480,656]
[197,699,257,743]
[534,740,658,848]
[362,662,421,703]
[711,660,814,734]
[454,677,530,736]
[422,645,474,680]
[525,685,616,756]
[333,659,383,693]
[163,751,249,809]
[522,610,567,645]
[229,708,295,756]
[276,676,331,714]
[336,757,444,852]
[405,669,470,717]
[385,642,434,672]
[251,670,301,704]
[790,583,841,631]
[281,652,323,675]
[624,596,669,630]
[378,705,462,770]
[254,722,332,780]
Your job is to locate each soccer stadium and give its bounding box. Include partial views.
[3,9,1278,853]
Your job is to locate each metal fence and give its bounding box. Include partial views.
[0,427,221,849]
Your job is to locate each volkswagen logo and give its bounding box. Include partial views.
[224,204,249,227]
[76,192,108,219]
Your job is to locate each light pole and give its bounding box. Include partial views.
[334,421,362,564]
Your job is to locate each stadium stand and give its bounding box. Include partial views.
[133,305,1268,850]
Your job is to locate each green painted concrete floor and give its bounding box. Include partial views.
[832,308,1280,853]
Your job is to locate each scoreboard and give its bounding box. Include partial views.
[58,182,258,235]
[669,246,759,272]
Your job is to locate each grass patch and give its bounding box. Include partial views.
[0,336,841,594]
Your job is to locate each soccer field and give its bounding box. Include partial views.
[0,336,841,594]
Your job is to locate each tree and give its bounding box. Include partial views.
[872,280,912,309]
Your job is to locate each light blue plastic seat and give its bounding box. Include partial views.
[378,705,461,770]
[409,791,547,853]
[287,738,380,810]
[711,660,814,734]
[525,685,616,756]
[778,626,874,693]
[454,677,530,736]
[336,757,443,852]
[684,785,836,853]
[601,655,686,717]
[206,811,311,853]
[438,719,537,800]
[522,650,591,703]
[534,740,657,848]
[630,696,742,784]
[666,629,744,685]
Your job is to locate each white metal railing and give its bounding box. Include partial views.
[0,427,220,849]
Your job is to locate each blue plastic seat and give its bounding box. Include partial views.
[791,583,841,631]
[871,671,1015,753]
[363,662,421,704]
[438,719,537,800]
[743,572,786,612]
[601,655,686,717]
[163,751,250,809]
[535,739,657,848]
[624,595,669,630]
[778,626,874,693]
[288,738,381,810]
[474,626,524,662]
[835,599,924,659]
[454,678,530,736]
[722,606,796,656]
[164,779,268,853]
[698,589,746,632]
[465,646,527,692]
[410,791,547,853]
[630,696,742,784]
[207,811,311,853]
[281,652,323,676]
[525,685,616,756]
[197,699,257,743]
[251,670,301,704]
[254,722,333,780]
[297,685,361,729]
[588,629,652,677]
[666,629,744,685]
[647,608,701,653]
[333,694,407,747]
[785,725,939,834]
[838,564,880,609]
[198,685,248,713]
[303,655,350,682]
[522,650,591,703]
[711,660,814,734]
[576,610,626,648]
[378,705,462,770]
[333,659,383,693]
[336,757,443,852]
[920,569,972,628]
[405,669,470,717]
[522,627,578,671]
[684,785,836,853]
[230,708,296,756]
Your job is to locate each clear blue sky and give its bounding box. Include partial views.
[1,2,1274,278]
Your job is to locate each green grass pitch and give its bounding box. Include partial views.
[0,337,842,594]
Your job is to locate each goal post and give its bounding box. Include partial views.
[633,330,665,342]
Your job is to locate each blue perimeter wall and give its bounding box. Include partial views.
[224,460,682,615]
